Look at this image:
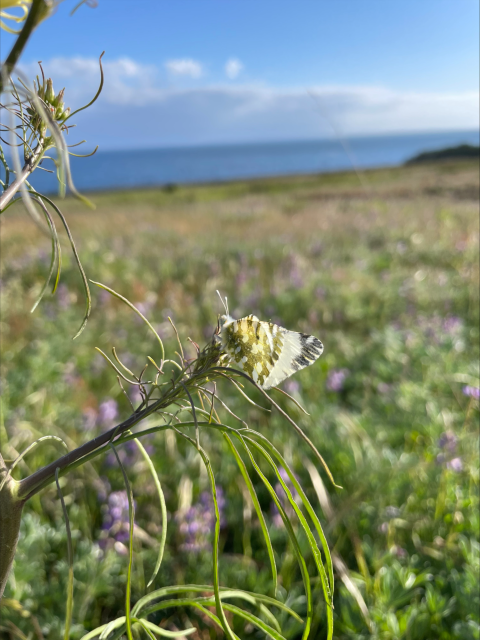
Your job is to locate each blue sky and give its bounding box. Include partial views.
[1,0,479,149]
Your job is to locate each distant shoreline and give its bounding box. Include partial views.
[7,129,479,195]
[35,156,480,199]
[405,143,479,165]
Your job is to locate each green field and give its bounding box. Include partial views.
[1,161,479,639]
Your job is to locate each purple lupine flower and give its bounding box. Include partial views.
[100,490,136,550]
[128,385,144,406]
[438,431,457,452]
[447,457,463,473]
[288,256,303,289]
[463,385,480,399]
[56,283,70,309]
[98,399,119,428]
[270,468,300,529]
[284,379,300,395]
[326,368,349,392]
[134,298,156,325]
[175,487,226,552]
[442,316,463,336]
[385,506,401,519]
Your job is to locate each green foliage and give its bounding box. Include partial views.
[0,162,479,638]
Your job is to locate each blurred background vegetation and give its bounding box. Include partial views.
[1,159,478,638]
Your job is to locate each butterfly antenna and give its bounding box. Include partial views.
[216,290,229,315]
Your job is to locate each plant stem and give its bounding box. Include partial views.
[16,398,168,502]
[0,0,50,93]
[0,141,44,211]
[0,453,25,597]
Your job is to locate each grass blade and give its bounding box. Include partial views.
[133,618,196,638]
[232,433,313,640]
[133,585,302,622]
[55,468,74,640]
[90,281,165,360]
[27,191,91,338]
[244,436,334,640]
[223,433,278,592]
[247,432,334,600]
[109,444,135,640]
[132,437,168,587]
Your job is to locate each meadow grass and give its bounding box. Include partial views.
[0,161,479,639]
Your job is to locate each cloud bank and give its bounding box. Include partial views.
[18,57,479,149]
[225,58,243,79]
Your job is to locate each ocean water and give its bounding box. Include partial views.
[19,129,480,193]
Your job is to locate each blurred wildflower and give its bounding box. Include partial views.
[55,283,71,309]
[326,368,349,392]
[377,382,392,394]
[175,487,226,552]
[438,431,457,453]
[98,398,119,428]
[82,407,98,431]
[105,440,143,469]
[288,255,303,288]
[62,361,78,386]
[100,490,135,550]
[442,316,463,336]
[284,379,300,395]
[463,385,480,399]
[90,352,107,375]
[446,457,463,473]
[271,467,300,529]
[128,385,143,406]
[385,506,401,519]
[378,522,389,534]
[134,292,157,325]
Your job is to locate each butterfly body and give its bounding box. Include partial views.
[218,314,323,389]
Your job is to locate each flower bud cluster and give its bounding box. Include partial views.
[25,71,71,143]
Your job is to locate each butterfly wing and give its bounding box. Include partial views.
[262,328,323,389]
[220,315,323,389]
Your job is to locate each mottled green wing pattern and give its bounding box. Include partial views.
[219,314,323,389]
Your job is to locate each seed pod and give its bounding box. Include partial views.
[45,78,55,104]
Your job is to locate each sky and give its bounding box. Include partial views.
[1,0,479,150]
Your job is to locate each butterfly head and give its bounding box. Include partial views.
[219,314,235,329]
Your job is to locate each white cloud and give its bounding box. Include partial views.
[225,58,243,80]
[16,56,479,149]
[165,58,203,79]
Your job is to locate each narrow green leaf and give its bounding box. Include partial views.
[223,433,277,592]
[109,444,135,640]
[0,435,68,492]
[244,436,334,640]
[248,432,334,600]
[90,280,165,360]
[29,195,62,312]
[196,446,237,640]
[133,618,196,638]
[27,191,91,338]
[97,616,126,640]
[232,432,313,640]
[133,584,302,622]
[132,437,167,587]
[55,468,74,640]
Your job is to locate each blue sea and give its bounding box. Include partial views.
[23,129,480,193]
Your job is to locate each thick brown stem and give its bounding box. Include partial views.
[0,453,25,598]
